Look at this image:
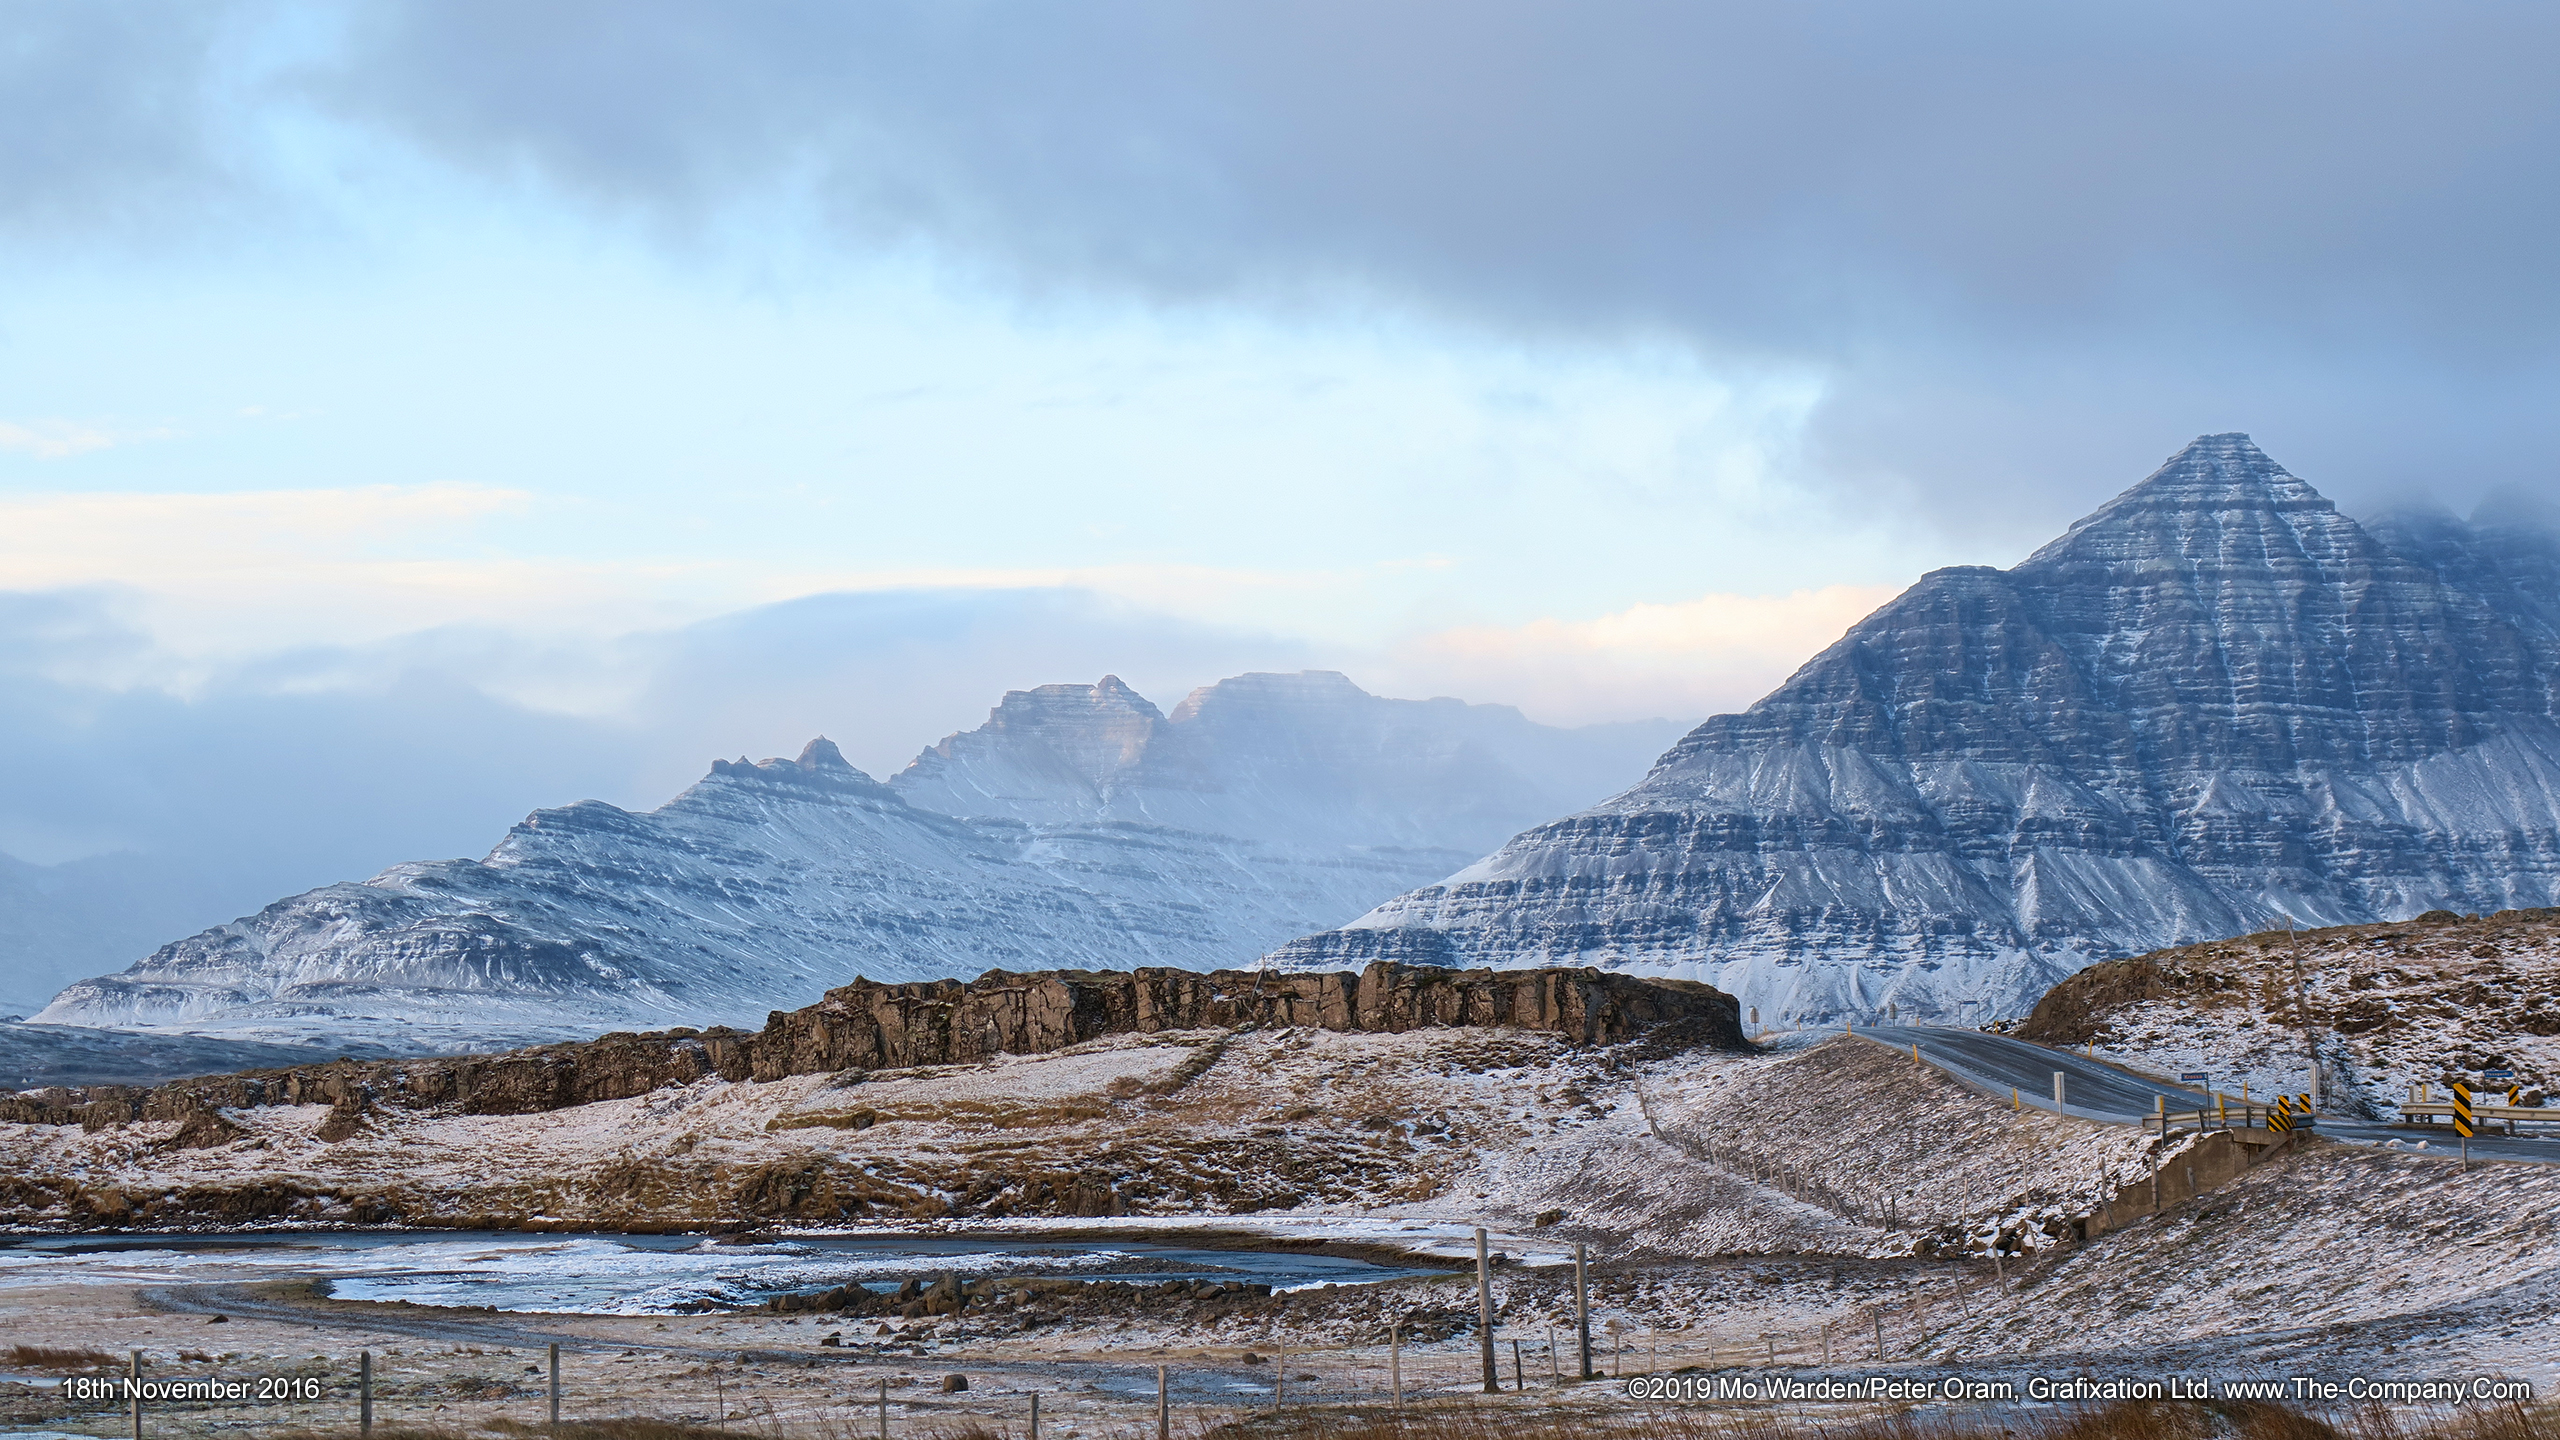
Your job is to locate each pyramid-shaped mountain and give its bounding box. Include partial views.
[1270,435,2560,1023]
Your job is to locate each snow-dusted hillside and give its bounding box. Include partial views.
[32,676,1677,1052]
[2017,905,2560,1119]
[1274,435,2560,1025]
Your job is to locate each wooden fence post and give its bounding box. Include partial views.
[1574,1243,1593,1380]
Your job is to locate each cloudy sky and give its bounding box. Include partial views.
[6,0,2559,986]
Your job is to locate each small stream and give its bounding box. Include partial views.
[0,1229,1445,1316]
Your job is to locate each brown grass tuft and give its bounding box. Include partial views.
[2,1342,120,1370]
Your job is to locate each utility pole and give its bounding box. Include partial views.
[2286,914,2321,1107]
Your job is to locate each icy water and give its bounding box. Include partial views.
[0,1230,1444,1316]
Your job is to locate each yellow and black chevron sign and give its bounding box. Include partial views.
[2452,1082,2475,1139]
[2269,1095,2293,1133]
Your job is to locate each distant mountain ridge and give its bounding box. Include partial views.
[31,672,1679,1052]
[895,669,1667,855]
[1270,434,2560,1025]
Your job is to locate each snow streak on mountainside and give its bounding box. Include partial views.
[1272,434,2560,1026]
[34,676,1678,1052]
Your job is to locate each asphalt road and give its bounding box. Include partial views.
[1856,1024,2560,1165]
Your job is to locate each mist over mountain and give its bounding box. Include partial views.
[894,670,1671,856]
[30,673,1676,1051]
[1272,435,2560,1024]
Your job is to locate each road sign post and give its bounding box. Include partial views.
[2453,1081,2474,1169]
[2486,1069,2517,1123]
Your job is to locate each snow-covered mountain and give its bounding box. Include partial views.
[894,669,1668,856]
[1269,435,2560,1026]
[31,674,1678,1051]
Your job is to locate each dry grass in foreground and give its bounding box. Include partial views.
[0,1342,121,1371]
[263,1396,2560,1440]
[1187,1398,2556,1440]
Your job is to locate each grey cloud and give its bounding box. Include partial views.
[0,1,272,245]
[13,3,2560,531]
[314,3,2560,348]
[312,2,2560,524]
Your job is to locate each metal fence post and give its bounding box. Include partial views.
[1476,1228,1499,1394]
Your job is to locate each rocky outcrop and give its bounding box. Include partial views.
[1,961,1739,1130]
[1275,435,2560,1025]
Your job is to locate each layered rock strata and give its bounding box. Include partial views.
[1,961,1738,1130]
[1274,435,2560,1024]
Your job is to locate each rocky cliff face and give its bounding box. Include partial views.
[5,961,1739,1130]
[33,677,1677,1051]
[1273,435,2560,1025]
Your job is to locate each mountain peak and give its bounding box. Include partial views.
[1168,670,1371,723]
[796,737,853,772]
[2094,432,2297,507]
[2170,430,2268,463]
[2020,432,2355,573]
[703,736,881,789]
